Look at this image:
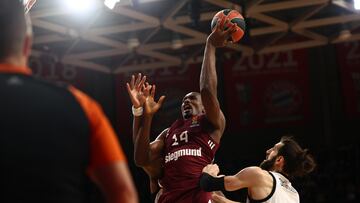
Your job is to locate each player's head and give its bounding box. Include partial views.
[0,0,33,66]
[260,136,316,178]
[181,92,205,119]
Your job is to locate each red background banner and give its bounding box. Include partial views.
[28,56,86,89]
[223,50,311,130]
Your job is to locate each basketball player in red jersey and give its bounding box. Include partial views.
[126,20,237,202]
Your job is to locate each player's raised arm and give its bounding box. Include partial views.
[127,77,165,167]
[137,84,166,166]
[126,74,158,166]
[126,73,147,144]
[200,20,236,141]
[127,75,166,194]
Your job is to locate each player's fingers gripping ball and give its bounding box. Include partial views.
[211,9,246,43]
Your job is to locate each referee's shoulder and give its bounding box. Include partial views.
[36,77,98,106]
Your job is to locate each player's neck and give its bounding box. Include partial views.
[273,170,290,179]
[1,56,27,68]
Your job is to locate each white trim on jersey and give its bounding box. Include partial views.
[247,171,299,203]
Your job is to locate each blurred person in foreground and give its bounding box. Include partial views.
[200,137,316,203]
[0,1,138,202]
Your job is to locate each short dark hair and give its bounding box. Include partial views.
[278,136,316,178]
[0,0,27,61]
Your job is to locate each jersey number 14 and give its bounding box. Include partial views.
[171,131,189,146]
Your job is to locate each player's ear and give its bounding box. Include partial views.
[276,156,284,164]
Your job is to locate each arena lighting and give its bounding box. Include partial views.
[127,37,140,50]
[172,38,183,50]
[355,0,360,10]
[338,24,352,40]
[104,0,120,9]
[65,0,96,13]
[171,33,183,50]
[339,29,352,40]
[105,0,134,9]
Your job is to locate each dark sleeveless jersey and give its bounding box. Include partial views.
[159,115,219,203]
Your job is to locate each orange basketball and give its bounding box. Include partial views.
[211,9,246,43]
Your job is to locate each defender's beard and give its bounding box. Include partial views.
[260,156,277,171]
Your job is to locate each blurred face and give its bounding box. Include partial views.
[260,142,284,171]
[181,92,204,119]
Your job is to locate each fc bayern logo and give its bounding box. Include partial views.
[264,81,302,116]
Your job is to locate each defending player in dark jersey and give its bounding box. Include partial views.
[126,18,237,202]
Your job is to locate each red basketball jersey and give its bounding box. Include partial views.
[159,115,219,203]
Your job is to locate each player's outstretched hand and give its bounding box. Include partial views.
[144,84,165,116]
[126,73,147,108]
[202,164,221,177]
[207,18,237,48]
